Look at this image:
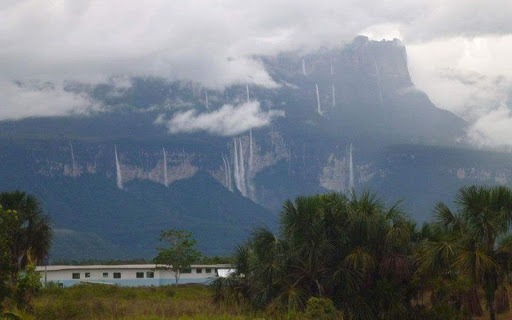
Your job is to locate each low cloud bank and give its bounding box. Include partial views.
[467,106,512,148]
[157,101,285,136]
[0,80,97,121]
[408,36,512,147]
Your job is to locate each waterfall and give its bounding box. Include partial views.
[163,147,169,187]
[232,137,248,197]
[248,130,255,199]
[115,145,123,189]
[302,59,306,76]
[374,58,384,105]
[226,156,233,191]
[222,154,233,191]
[238,138,247,197]
[246,84,250,102]
[332,85,336,108]
[69,140,77,177]
[205,91,209,109]
[316,84,323,116]
[330,60,334,75]
[249,130,254,171]
[349,143,354,190]
[222,155,228,187]
[233,138,241,193]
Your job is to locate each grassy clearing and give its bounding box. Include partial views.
[32,283,512,319]
[33,284,260,320]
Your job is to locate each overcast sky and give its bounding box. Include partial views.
[2,0,512,146]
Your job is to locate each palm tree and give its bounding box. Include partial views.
[0,191,52,279]
[416,185,512,320]
[214,192,416,319]
[338,191,414,320]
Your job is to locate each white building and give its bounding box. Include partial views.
[35,264,234,287]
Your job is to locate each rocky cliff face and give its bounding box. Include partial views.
[0,37,501,260]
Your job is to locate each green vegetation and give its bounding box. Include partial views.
[32,284,258,320]
[213,191,416,318]
[213,187,512,319]
[5,186,512,320]
[0,191,52,277]
[416,185,512,320]
[199,256,234,265]
[154,229,202,284]
[0,191,52,311]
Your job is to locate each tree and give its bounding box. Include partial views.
[0,206,17,306]
[416,185,512,320]
[154,229,202,285]
[0,191,52,310]
[213,192,416,319]
[0,191,52,278]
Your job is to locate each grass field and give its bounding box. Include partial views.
[32,284,261,320]
[29,283,512,319]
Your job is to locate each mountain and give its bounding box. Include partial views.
[1,36,508,260]
[262,36,466,144]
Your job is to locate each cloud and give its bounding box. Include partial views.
[2,0,512,147]
[408,36,512,115]
[400,0,512,41]
[3,0,510,87]
[157,101,285,136]
[0,80,97,121]
[407,35,512,146]
[466,105,512,148]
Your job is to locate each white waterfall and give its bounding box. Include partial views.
[163,147,169,187]
[374,59,384,105]
[238,138,247,197]
[330,60,334,75]
[246,84,250,102]
[316,84,323,116]
[232,137,249,197]
[248,130,255,199]
[222,155,228,187]
[227,157,233,191]
[249,130,254,171]
[69,140,77,177]
[115,145,123,189]
[205,91,209,109]
[349,143,354,190]
[233,138,241,193]
[222,154,233,191]
[332,85,336,108]
[302,59,306,76]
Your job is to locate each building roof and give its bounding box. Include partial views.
[35,264,233,272]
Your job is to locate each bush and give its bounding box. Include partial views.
[13,265,42,310]
[304,297,338,320]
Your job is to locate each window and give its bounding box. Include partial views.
[196,268,203,274]
[136,272,144,278]
[205,268,211,273]
[85,272,91,278]
[113,272,121,279]
[146,271,154,278]
[72,273,80,279]
[181,268,192,274]
[103,272,109,278]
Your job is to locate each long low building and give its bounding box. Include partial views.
[35,264,234,287]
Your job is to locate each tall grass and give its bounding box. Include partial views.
[33,284,260,320]
[31,283,512,319]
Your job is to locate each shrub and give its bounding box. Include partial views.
[304,297,338,320]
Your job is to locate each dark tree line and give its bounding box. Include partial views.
[213,186,512,320]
